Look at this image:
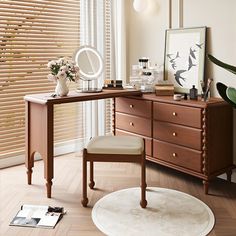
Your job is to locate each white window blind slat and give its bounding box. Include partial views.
[0,0,82,161]
[0,0,79,8]
[0,0,113,165]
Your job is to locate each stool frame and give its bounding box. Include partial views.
[81,139,147,208]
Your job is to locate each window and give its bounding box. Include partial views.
[0,0,113,168]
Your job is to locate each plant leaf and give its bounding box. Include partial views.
[216,82,236,108]
[208,54,236,75]
[226,87,236,106]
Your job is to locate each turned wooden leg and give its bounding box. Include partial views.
[46,180,53,198]
[81,151,88,207]
[44,149,54,198]
[26,151,35,185]
[140,152,147,208]
[27,168,33,185]
[226,169,232,183]
[89,161,95,189]
[203,180,209,194]
[26,153,33,185]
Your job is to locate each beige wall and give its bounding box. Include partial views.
[126,0,169,78]
[126,0,236,163]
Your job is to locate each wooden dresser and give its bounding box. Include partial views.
[115,94,234,193]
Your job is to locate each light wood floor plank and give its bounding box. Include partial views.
[0,153,236,236]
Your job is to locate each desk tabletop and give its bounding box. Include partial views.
[24,89,142,105]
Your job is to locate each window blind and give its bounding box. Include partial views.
[0,0,113,166]
[0,0,82,163]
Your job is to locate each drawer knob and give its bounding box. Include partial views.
[172,153,177,157]
[172,112,177,116]
[172,132,177,137]
[129,122,134,126]
[129,104,134,108]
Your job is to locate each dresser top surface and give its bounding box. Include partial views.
[132,93,227,108]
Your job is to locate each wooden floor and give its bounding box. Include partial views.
[0,153,236,236]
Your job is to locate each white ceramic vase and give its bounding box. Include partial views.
[55,77,69,96]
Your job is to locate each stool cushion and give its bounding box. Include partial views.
[86,136,144,155]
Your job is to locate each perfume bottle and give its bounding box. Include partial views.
[189,85,198,100]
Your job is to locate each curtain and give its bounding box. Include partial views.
[113,0,127,83]
[80,0,115,143]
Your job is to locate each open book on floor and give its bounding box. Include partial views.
[10,204,66,229]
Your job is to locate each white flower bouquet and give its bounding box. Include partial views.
[47,57,80,82]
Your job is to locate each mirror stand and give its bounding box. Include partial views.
[77,79,102,93]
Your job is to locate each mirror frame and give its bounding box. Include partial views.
[74,45,103,80]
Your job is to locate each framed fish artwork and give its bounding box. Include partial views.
[164,27,207,94]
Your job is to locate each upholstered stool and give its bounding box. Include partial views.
[81,135,147,208]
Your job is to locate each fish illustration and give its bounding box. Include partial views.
[188,56,196,70]
[174,70,186,87]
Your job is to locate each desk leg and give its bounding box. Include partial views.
[25,101,54,198]
[25,101,33,185]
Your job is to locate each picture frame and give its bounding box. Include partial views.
[164,27,207,94]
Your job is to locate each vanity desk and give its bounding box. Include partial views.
[115,93,235,193]
[24,89,142,198]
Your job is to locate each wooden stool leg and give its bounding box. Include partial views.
[89,161,95,189]
[140,152,147,208]
[81,151,88,207]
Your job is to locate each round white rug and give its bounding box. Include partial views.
[92,187,215,236]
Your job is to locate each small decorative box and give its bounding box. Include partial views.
[155,84,174,96]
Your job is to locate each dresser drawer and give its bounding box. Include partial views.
[153,121,202,150]
[153,140,202,172]
[116,129,152,156]
[153,102,202,128]
[116,112,152,137]
[116,97,152,118]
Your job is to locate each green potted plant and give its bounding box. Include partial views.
[208,54,236,108]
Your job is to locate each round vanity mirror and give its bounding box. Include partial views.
[74,46,103,92]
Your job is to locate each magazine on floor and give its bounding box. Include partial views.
[10,204,66,229]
